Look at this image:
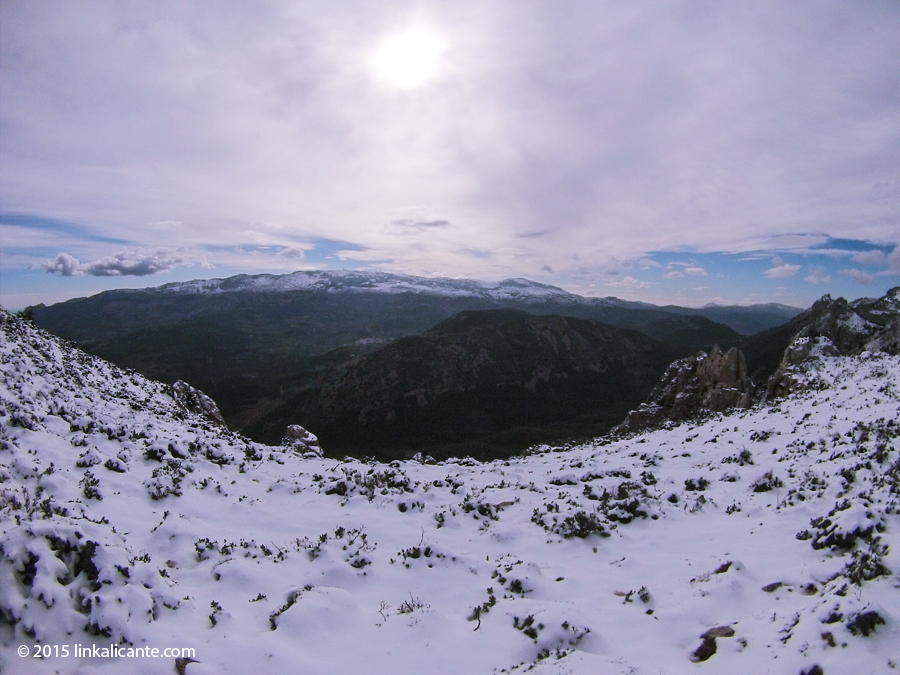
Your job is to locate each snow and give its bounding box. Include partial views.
[2,308,899,674]
[152,271,593,304]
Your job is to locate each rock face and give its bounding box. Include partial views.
[281,424,322,457]
[169,380,227,427]
[766,336,841,399]
[766,290,899,398]
[864,316,900,356]
[615,345,753,433]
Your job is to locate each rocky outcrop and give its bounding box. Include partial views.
[766,290,898,399]
[850,286,900,326]
[615,345,753,433]
[788,294,878,355]
[863,316,900,356]
[170,380,227,427]
[766,336,841,399]
[281,424,322,457]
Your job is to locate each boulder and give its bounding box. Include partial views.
[170,380,227,427]
[281,424,323,457]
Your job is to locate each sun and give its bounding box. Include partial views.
[370,26,445,89]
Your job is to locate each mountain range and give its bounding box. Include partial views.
[25,271,802,456]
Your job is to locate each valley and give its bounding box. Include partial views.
[26,271,803,459]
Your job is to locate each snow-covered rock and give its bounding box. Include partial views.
[280,424,322,457]
[615,344,754,433]
[169,380,227,427]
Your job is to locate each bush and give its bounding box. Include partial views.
[556,511,609,539]
[685,477,710,492]
[846,610,885,637]
[751,471,783,492]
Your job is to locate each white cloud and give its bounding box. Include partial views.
[804,265,831,284]
[764,257,800,279]
[335,249,391,262]
[3,2,899,306]
[605,275,650,290]
[42,252,81,276]
[840,268,877,285]
[278,246,309,260]
[43,249,195,277]
[883,245,900,275]
[663,270,683,279]
[852,250,887,266]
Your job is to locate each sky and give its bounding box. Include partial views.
[1,0,898,311]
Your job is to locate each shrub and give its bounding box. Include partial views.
[846,610,885,637]
[751,471,783,492]
[685,477,710,491]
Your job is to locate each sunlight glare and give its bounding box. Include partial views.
[370,27,445,89]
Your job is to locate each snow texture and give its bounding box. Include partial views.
[1,308,899,674]
[152,270,608,305]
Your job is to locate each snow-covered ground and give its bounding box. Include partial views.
[2,308,898,674]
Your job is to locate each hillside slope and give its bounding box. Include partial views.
[247,310,677,456]
[1,308,898,674]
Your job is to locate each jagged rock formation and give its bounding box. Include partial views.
[281,424,322,457]
[766,336,841,399]
[170,380,227,427]
[850,286,900,325]
[618,288,900,433]
[767,289,899,398]
[864,316,900,355]
[614,345,753,433]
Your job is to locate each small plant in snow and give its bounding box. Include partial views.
[209,600,222,627]
[397,593,428,614]
[751,471,783,493]
[80,471,102,500]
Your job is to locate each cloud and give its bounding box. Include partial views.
[605,276,650,290]
[4,2,899,307]
[804,265,831,284]
[43,249,193,277]
[391,218,452,232]
[638,258,661,269]
[278,246,308,260]
[663,270,683,279]
[42,252,82,276]
[840,268,877,285]
[334,249,391,262]
[882,245,900,275]
[764,256,801,279]
[852,250,887,266]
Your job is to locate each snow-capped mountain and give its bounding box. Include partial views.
[2,308,898,674]
[156,270,596,305]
